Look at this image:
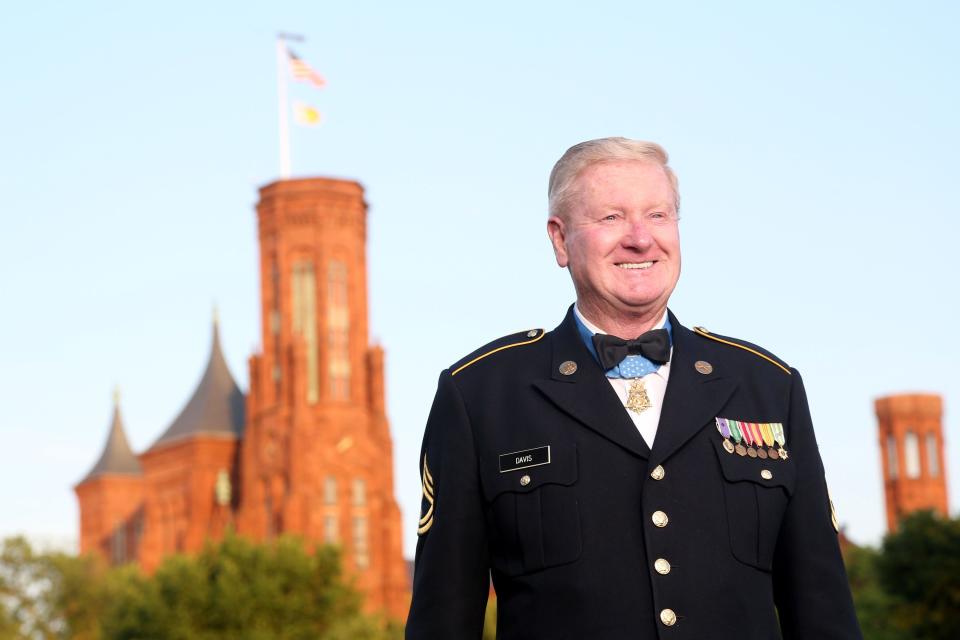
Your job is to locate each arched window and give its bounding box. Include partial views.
[353,516,369,569]
[904,431,921,479]
[324,476,338,505]
[926,433,940,478]
[292,261,319,404]
[327,261,351,399]
[886,434,898,479]
[353,478,367,506]
[111,522,127,565]
[324,515,338,544]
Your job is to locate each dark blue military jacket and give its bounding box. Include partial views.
[407,307,862,639]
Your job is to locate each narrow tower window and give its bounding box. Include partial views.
[324,515,338,544]
[271,257,282,392]
[886,434,898,479]
[327,261,351,399]
[111,523,127,564]
[292,261,319,404]
[904,431,921,479]
[926,433,940,478]
[353,516,369,569]
[353,478,367,506]
[324,476,338,505]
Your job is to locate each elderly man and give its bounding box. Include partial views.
[406,138,862,639]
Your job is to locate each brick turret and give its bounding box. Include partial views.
[876,393,949,531]
[74,390,144,563]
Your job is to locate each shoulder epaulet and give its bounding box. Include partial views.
[692,326,791,375]
[450,328,546,376]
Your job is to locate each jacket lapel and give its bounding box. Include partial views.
[532,307,650,459]
[649,312,738,466]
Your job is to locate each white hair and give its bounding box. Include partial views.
[548,137,679,218]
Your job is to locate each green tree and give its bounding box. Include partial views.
[100,532,396,640]
[844,544,907,640]
[0,536,57,639]
[876,511,960,640]
[1,534,401,640]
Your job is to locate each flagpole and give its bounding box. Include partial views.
[276,37,291,179]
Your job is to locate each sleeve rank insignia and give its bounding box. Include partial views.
[828,485,840,533]
[417,454,435,536]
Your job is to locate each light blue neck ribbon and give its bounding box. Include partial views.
[573,311,673,379]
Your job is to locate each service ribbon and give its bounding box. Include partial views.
[760,423,775,447]
[728,419,743,445]
[716,417,731,439]
[739,421,753,446]
[749,423,764,447]
[772,423,786,447]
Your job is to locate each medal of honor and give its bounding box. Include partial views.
[772,423,788,460]
[625,378,652,414]
[716,418,735,454]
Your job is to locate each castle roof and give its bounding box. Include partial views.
[150,315,245,449]
[80,391,142,482]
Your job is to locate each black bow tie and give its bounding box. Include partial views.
[591,329,671,371]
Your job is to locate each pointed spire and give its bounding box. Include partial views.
[80,389,142,482]
[150,315,245,449]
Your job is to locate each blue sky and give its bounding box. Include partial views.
[1,1,957,558]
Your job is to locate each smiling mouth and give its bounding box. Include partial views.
[615,261,654,270]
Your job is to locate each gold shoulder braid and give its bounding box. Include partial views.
[451,329,545,376]
[418,454,435,535]
[693,326,791,375]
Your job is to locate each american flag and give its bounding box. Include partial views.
[287,49,326,87]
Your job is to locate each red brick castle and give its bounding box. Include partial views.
[75,178,410,621]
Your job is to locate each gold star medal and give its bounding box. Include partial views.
[625,378,652,414]
[772,423,788,460]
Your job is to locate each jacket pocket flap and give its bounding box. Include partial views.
[711,436,796,496]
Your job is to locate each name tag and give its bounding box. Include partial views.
[499,445,551,473]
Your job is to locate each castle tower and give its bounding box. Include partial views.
[239,178,409,620]
[74,390,144,563]
[138,315,245,570]
[876,394,949,531]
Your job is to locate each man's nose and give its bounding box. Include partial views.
[621,218,654,249]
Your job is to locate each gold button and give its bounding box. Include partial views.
[654,558,671,575]
[527,329,539,338]
[651,510,669,528]
[520,474,531,486]
[650,465,665,480]
[559,360,578,375]
[761,469,773,480]
[660,608,677,626]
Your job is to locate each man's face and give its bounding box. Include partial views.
[547,160,681,323]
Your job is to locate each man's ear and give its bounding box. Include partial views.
[546,216,569,268]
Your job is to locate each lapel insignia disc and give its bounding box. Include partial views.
[417,454,435,536]
[499,445,551,473]
[559,360,578,376]
[694,360,713,375]
[625,378,652,414]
